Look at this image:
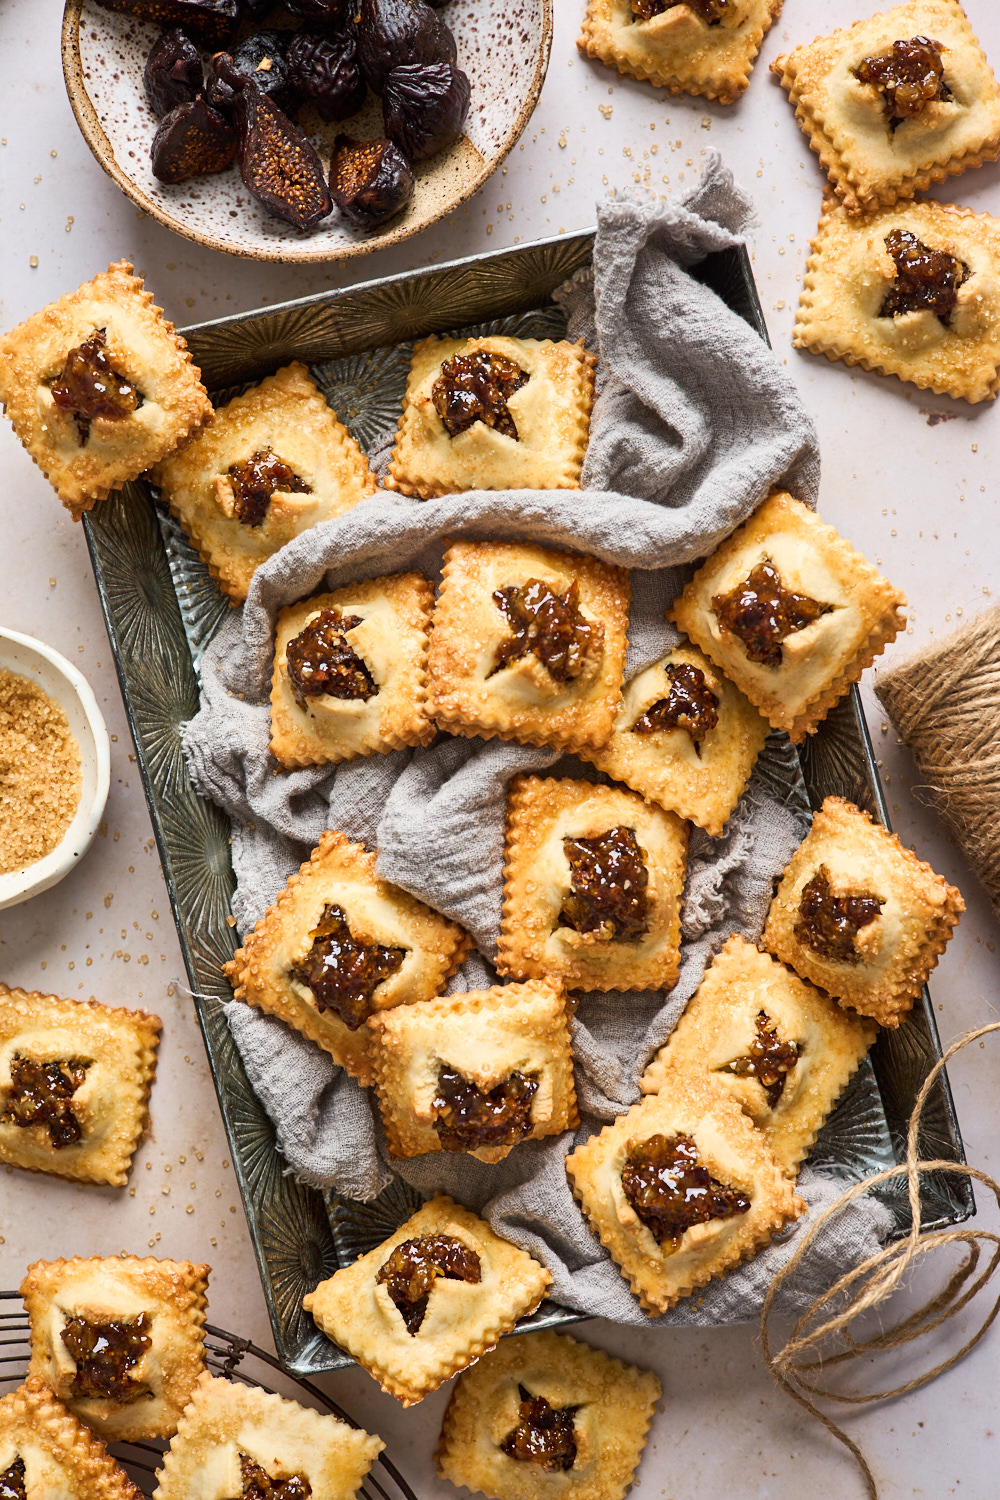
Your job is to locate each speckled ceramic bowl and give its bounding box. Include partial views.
[61,0,551,263]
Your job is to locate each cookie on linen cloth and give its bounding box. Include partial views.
[640,935,878,1172]
[154,361,376,603]
[771,1,1000,215]
[794,196,1000,403]
[302,1195,552,1406]
[0,260,211,518]
[0,1377,140,1500]
[763,795,964,1027]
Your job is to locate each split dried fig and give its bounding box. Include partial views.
[382,60,469,160]
[95,0,239,46]
[287,30,366,122]
[150,93,238,182]
[357,0,456,94]
[329,135,414,228]
[144,29,203,118]
[215,54,333,229]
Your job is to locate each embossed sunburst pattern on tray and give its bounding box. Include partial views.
[82,233,971,1378]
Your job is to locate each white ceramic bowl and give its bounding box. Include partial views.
[0,629,111,912]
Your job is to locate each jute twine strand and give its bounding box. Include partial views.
[761,1022,1000,1499]
[875,602,1000,921]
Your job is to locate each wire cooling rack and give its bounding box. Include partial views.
[0,1291,416,1500]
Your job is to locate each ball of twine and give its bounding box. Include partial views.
[875,601,1000,921]
[761,1022,1000,1499]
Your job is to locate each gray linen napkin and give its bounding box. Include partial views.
[183,160,892,1326]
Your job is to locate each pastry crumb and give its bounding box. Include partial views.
[0,668,81,873]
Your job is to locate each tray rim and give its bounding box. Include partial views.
[80,227,971,1377]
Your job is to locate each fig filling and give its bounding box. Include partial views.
[0,1458,25,1500]
[632,0,728,19]
[375,1233,482,1334]
[794,866,884,965]
[879,229,970,324]
[631,661,720,751]
[499,1387,581,1472]
[432,1067,538,1152]
[285,609,376,709]
[289,904,405,1030]
[712,560,832,668]
[853,36,951,122]
[560,826,649,942]
[621,1133,751,1251]
[49,329,140,445]
[720,1011,800,1109]
[2,1054,90,1148]
[61,1313,152,1402]
[432,350,529,440]
[492,578,598,683]
[228,448,311,528]
[236,1453,311,1500]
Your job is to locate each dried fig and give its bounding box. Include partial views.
[287,31,366,122]
[329,135,414,228]
[382,60,469,160]
[357,0,456,94]
[144,30,203,118]
[238,0,273,15]
[150,93,237,182]
[230,31,301,114]
[94,0,240,46]
[215,54,333,229]
[284,0,351,21]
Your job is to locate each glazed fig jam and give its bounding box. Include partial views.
[49,329,139,444]
[0,1457,25,1500]
[879,229,969,324]
[632,0,728,20]
[499,1387,580,1472]
[712,560,831,668]
[722,1011,800,1109]
[794,866,884,965]
[228,449,311,527]
[285,609,376,709]
[3,1055,89,1148]
[631,661,720,749]
[290,904,405,1030]
[621,1133,750,1250]
[375,1234,482,1334]
[236,1453,311,1500]
[492,578,597,683]
[431,350,529,440]
[560,826,649,942]
[432,1067,538,1152]
[61,1313,152,1402]
[854,36,950,121]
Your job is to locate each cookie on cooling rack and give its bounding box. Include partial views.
[151,1372,382,1500]
[303,1194,552,1406]
[0,1376,139,1500]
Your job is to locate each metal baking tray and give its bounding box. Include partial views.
[81,229,973,1377]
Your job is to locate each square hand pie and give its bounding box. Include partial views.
[0,1377,140,1500]
[224,830,470,1087]
[565,1073,804,1315]
[270,572,435,768]
[578,642,769,836]
[385,334,596,498]
[794,196,1000,404]
[763,795,964,1026]
[772,1,1000,215]
[369,979,579,1163]
[21,1256,209,1443]
[435,1328,661,1500]
[154,361,376,604]
[497,776,688,995]
[0,986,160,1187]
[0,260,211,519]
[640,935,878,1172]
[302,1194,552,1406]
[150,1373,383,1500]
[669,491,906,742]
[428,539,630,753]
[578,0,781,105]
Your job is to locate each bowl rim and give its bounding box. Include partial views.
[60,0,553,265]
[0,627,112,911]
